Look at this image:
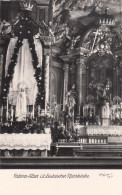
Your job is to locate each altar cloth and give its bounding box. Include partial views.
[0,133,51,150]
[86,126,122,136]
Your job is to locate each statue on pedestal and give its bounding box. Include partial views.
[16,84,27,121]
[102,102,110,118]
[65,85,76,132]
[101,101,110,126]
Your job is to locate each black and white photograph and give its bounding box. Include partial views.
[0,0,122,169]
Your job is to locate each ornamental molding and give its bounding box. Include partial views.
[60,47,89,62]
[70,47,89,57]
[40,36,55,45]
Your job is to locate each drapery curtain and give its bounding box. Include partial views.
[5,38,42,120]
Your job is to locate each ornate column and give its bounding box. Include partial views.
[63,63,69,110]
[40,36,54,114]
[44,49,50,113]
[76,56,86,117]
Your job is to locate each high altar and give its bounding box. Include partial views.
[0,0,122,160]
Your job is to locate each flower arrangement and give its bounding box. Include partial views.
[0,113,54,134]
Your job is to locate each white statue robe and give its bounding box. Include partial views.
[16,89,27,121]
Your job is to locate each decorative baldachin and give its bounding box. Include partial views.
[2,11,44,107]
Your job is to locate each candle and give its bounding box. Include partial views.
[11,106,13,122]
[32,104,35,119]
[83,107,84,117]
[120,103,122,119]
[97,94,98,100]
[6,98,8,122]
[79,106,80,115]
[38,105,40,116]
[1,105,3,122]
[110,94,111,101]
[45,101,47,114]
[94,107,95,116]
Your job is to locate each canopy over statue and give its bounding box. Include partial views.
[5,38,42,121]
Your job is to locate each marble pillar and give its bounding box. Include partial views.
[63,63,69,110]
[76,57,86,116]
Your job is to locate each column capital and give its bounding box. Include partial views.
[63,63,69,72]
[76,58,86,74]
[76,57,86,65]
[40,36,55,46]
[44,48,51,56]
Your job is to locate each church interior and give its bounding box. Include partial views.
[0,0,122,168]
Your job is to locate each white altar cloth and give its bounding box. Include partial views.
[0,133,51,150]
[86,126,122,136]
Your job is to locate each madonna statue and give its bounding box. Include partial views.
[16,84,27,121]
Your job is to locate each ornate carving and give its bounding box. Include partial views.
[82,25,120,55]
[40,35,55,45]
[39,20,54,37]
[20,1,34,11]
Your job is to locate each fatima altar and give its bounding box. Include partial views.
[0,1,122,158]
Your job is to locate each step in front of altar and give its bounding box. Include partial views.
[73,144,122,157]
